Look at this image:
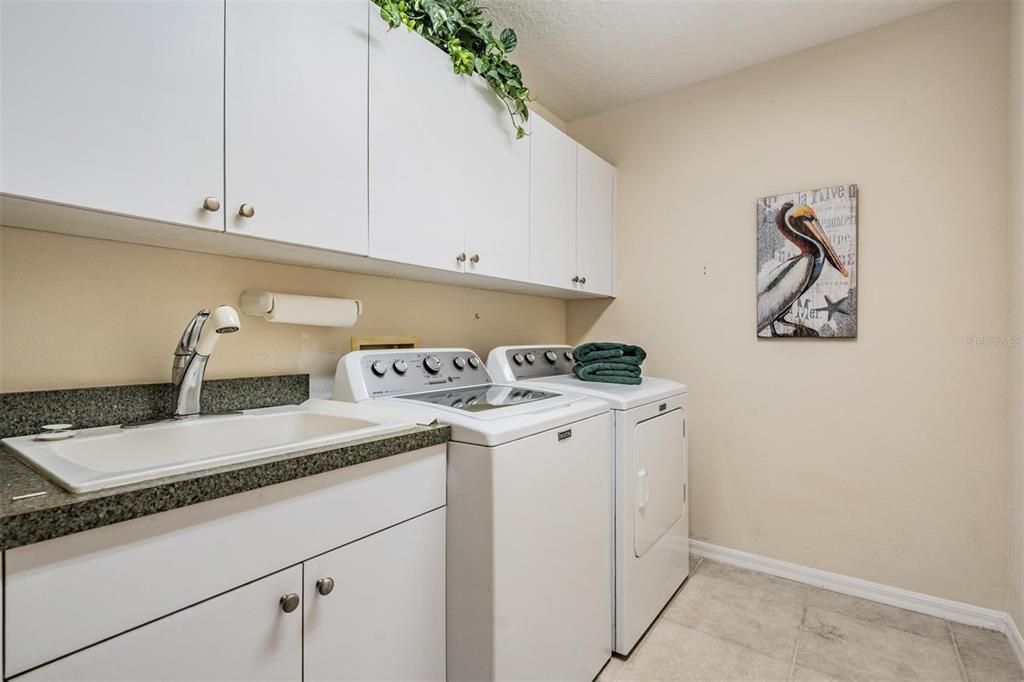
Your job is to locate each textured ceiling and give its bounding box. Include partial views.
[486,0,952,122]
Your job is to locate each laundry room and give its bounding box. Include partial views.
[0,0,1022,680]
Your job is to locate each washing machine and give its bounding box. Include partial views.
[334,348,613,681]
[488,344,689,655]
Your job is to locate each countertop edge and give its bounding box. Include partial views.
[0,425,451,551]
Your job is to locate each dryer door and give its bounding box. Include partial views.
[633,408,686,557]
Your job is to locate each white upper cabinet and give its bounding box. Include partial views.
[1,3,615,298]
[576,145,616,296]
[461,78,530,282]
[368,18,529,279]
[225,0,368,254]
[529,115,578,289]
[368,17,470,272]
[0,1,224,231]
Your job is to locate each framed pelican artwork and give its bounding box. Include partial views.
[756,184,858,338]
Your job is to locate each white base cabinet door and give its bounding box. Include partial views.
[21,566,303,681]
[304,509,446,681]
[0,0,224,231]
[576,146,616,296]
[225,0,369,254]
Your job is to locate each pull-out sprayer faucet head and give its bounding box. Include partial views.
[195,305,240,356]
[172,305,241,418]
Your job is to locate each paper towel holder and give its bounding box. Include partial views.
[239,290,362,322]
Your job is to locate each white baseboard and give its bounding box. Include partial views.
[1006,614,1024,671]
[690,540,1007,632]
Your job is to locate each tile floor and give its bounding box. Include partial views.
[597,556,1023,681]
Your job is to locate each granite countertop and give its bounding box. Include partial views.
[0,424,450,551]
[0,374,451,551]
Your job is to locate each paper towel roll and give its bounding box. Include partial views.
[240,290,361,327]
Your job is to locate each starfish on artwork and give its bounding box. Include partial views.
[813,294,852,322]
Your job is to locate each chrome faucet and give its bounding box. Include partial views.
[171,306,241,418]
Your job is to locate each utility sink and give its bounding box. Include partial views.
[2,399,421,493]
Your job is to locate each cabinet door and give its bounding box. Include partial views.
[576,145,616,295]
[226,0,368,254]
[368,18,467,272]
[0,1,223,231]
[529,116,578,289]
[304,508,446,681]
[462,78,530,282]
[21,566,302,681]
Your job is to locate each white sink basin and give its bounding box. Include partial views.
[2,399,421,493]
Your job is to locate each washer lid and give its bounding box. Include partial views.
[372,391,610,447]
[400,384,560,412]
[515,374,687,411]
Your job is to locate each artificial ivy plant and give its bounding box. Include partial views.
[375,0,531,139]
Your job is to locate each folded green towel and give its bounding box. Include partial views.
[574,362,643,385]
[573,342,647,365]
[574,361,641,375]
[579,354,644,367]
[576,348,623,362]
[574,365,642,385]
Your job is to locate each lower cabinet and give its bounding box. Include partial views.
[304,509,446,681]
[21,566,304,681]
[12,500,446,681]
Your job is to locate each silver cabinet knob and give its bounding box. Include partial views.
[238,203,255,218]
[571,276,580,284]
[202,197,221,212]
[470,254,480,263]
[456,252,467,263]
[280,593,300,613]
[579,276,587,285]
[316,577,335,596]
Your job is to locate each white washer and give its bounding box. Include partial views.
[488,344,689,655]
[334,348,613,681]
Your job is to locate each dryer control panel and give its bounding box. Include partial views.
[336,349,491,400]
[490,345,575,381]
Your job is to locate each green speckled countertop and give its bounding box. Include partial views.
[0,375,451,551]
[0,425,449,551]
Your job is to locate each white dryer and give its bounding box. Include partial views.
[488,344,689,655]
[335,348,613,681]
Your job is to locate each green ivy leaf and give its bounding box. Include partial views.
[371,0,529,140]
[499,28,517,53]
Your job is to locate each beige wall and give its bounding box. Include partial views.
[1008,0,1024,625]
[0,227,566,396]
[567,1,1011,608]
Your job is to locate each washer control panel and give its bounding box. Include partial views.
[504,346,574,380]
[356,350,490,397]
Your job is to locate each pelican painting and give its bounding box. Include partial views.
[756,185,858,338]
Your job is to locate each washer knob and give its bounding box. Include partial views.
[423,355,442,374]
[544,351,557,364]
[393,359,408,374]
[512,353,525,366]
[525,352,536,364]
[564,351,574,362]
[453,356,467,370]
[371,360,388,377]
[467,356,480,369]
